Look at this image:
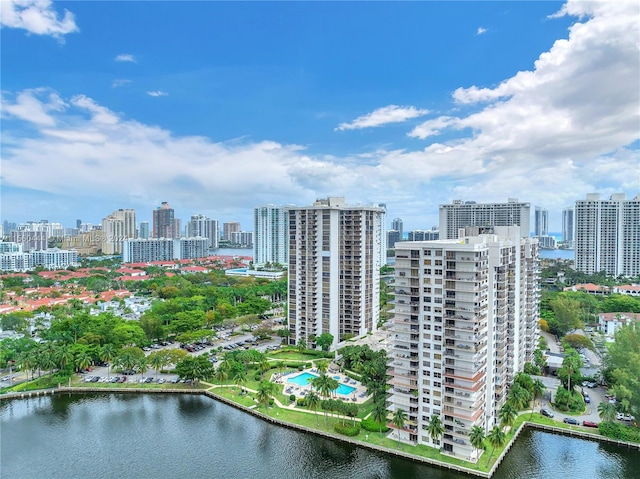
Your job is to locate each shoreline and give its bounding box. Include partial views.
[3,387,639,478]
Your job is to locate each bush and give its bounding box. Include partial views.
[296,398,307,407]
[524,362,541,375]
[598,421,640,442]
[554,388,585,412]
[268,398,275,406]
[254,374,262,381]
[334,422,361,437]
[361,417,389,433]
[289,394,296,402]
[297,364,304,371]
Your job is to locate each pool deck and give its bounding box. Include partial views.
[271,367,370,404]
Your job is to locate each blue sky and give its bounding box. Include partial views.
[2,1,638,233]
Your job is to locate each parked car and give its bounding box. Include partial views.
[563,417,579,425]
[541,409,554,418]
[171,377,181,383]
[583,421,598,428]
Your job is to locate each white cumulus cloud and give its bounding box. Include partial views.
[0,0,78,40]
[335,105,430,131]
[147,91,169,97]
[477,27,488,35]
[115,53,137,63]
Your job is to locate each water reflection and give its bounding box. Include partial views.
[1,394,637,479]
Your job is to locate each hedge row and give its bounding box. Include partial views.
[361,417,389,433]
[334,422,361,437]
[598,421,640,443]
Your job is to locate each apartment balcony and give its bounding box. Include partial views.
[442,405,483,422]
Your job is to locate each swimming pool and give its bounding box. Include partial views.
[287,372,357,396]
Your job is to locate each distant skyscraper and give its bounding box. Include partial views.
[286,197,384,349]
[186,214,219,249]
[391,217,403,239]
[139,221,150,239]
[387,230,401,248]
[407,229,439,241]
[76,219,82,229]
[223,222,241,242]
[254,205,288,266]
[122,237,208,263]
[101,209,136,255]
[10,230,47,251]
[152,202,175,238]
[534,206,548,237]
[231,231,254,248]
[439,199,531,239]
[173,218,182,238]
[562,207,575,247]
[575,193,640,277]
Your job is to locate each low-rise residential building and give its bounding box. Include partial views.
[612,284,640,297]
[598,312,639,336]
[0,248,79,272]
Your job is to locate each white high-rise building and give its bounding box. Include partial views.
[186,214,219,249]
[254,205,288,266]
[439,199,531,240]
[101,209,136,255]
[286,197,385,349]
[575,193,640,277]
[387,226,539,460]
[122,237,208,263]
[534,207,548,237]
[562,207,575,247]
[1,248,79,272]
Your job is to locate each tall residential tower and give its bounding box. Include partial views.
[254,205,288,266]
[439,199,531,240]
[286,197,385,349]
[387,227,539,460]
[575,193,640,277]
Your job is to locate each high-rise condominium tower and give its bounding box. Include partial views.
[223,222,241,242]
[387,226,539,461]
[562,207,574,247]
[534,207,548,237]
[139,221,150,239]
[575,193,640,277]
[186,214,219,249]
[254,205,288,266]
[392,217,404,239]
[152,202,176,238]
[439,199,531,240]
[101,208,136,255]
[286,197,385,349]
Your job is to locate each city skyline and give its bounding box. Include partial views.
[2,1,639,232]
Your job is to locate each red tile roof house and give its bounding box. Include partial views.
[115,268,147,277]
[598,312,639,336]
[181,266,210,274]
[613,284,640,297]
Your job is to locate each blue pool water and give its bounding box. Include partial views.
[288,372,317,386]
[287,373,357,396]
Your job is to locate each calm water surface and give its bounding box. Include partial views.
[1,394,637,479]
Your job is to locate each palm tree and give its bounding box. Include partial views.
[255,381,276,411]
[372,401,388,438]
[55,344,74,372]
[136,357,148,383]
[426,414,444,447]
[74,351,92,374]
[312,374,335,424]
[469,425,486,461]
[485,425,506,467]
[391,408,408,447]
[315,359,329,375]
[214,364,229,388]
[234,370,247,393]
[18,352,34,381]
[148,353,165,381]
[40,353,57,383]
[100,344,116,379]
[498,403,518,431]
[598,401,617,423]
[297,338,307,354]
[530,379,546,420]
[508,383,532,411]
[306,390,321,426]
